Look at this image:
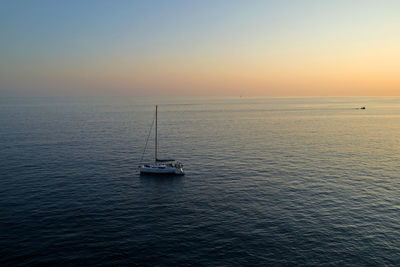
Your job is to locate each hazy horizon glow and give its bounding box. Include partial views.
[1,0,399,97]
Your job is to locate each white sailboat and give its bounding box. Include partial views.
[139,105,184,175]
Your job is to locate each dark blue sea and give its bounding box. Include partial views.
[1,97,400,266]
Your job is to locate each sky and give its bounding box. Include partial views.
[1,0,399,97]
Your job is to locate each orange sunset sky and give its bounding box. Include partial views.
[1,0,399,97]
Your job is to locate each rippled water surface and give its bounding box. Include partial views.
[1,97,400,265]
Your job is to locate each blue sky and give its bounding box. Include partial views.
[1,0,399,96]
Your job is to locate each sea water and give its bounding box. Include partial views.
[1,97,399,265]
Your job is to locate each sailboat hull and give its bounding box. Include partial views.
[140,165,184,175]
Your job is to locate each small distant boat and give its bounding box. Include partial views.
[360,106,366,110]
[139,105,184,175]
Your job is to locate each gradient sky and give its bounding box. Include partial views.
[1,0,399,96]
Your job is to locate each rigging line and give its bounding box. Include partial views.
[139,113,155,165]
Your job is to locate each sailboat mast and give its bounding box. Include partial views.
[155,105,157,162]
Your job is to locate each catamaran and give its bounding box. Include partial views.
[139,105,184,175]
